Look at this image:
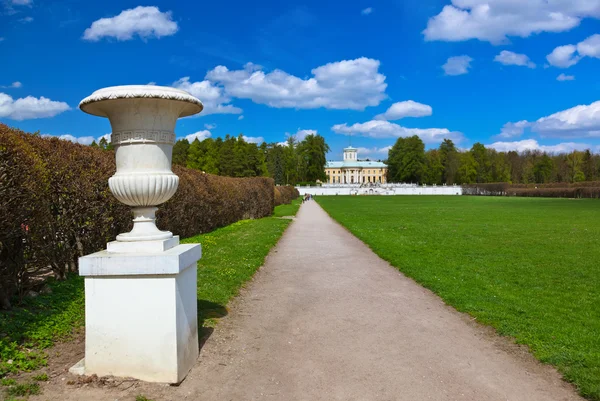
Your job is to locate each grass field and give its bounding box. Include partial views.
[0,200,298,391]
[317,196,600,400]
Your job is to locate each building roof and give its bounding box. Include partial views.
[344,146,357,151]
[326,160,387,168]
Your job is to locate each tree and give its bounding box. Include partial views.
[439,139,459,184]
[424,149,443,185]
[172,139,190,167]
[296,134,330,183]
[457,152,477,184]
[387,135,426,183]
[533,153,554,183]
[566,151,585,183]
[470,143,490,183]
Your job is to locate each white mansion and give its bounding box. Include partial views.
[325,147,388,185]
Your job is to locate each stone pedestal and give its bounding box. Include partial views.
[73,239,201,383]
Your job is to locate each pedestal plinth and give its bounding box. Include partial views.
[73,239,201,383]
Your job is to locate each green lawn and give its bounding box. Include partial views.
[0,201,297,383]
[317,196,600,400]
[272,197,302,218]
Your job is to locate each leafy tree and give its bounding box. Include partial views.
[439,139,459,184]
[172,139,190,167]
[297,134,330,182]
[457,152,477,184]
[424,149,443,185]
[387,136,426,183]
[533,153,554,183]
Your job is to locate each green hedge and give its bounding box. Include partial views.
[0,124,278,308]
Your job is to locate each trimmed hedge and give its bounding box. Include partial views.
[463,182,600,198]
[0,125,279,308]
[274,185,300,206]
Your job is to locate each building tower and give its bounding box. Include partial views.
[343,147,357,162]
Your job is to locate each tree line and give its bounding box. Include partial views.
[387,136,600,185]
[171,134,330,185]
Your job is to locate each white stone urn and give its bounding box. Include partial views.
[80,85,203,241]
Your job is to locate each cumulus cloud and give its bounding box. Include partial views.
[243,135,264,144]
[494,50,536,68]
[532,101,600,137]
[11,0,33,5]
[204,123,216,129]
[287,128,317,142]
[424,0,600,44]
[361,7,373,15]
[332,120,463,144]
[547,34,600,68]
[375,100,432,121]
[497,120,529,138]
[83,6,178,42]
[577,33,600,58]
[487,139,592,153]
[499,101,600,139]
[172,77,242,116]
[557,73,575,81]
[355,146,392,157]
[0,92,70,120]
[205,58,387,110]
[41,133,110,146]
[19,16,33,23]
[238,115,244,120]
[184,130,212,142]
[546,45,581,68]
[442,55,473,76]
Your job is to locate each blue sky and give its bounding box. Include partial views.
[1,0,600,160]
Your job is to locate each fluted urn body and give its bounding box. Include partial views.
[80,85,203,241]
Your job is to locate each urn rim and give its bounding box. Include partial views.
[79,85,203,118]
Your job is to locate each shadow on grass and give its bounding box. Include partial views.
[196,299,227,350]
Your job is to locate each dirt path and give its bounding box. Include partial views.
[33,201,583,401]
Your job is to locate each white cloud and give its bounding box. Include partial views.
[205,58,387,110]
[355,146,391,157]
[497,120,529,138]
[375,100,432,120]
[577,33,600,58]
[243,135,264,144]
[0,92,70,120]
[1,81,22,89]
[204,123,216,130]
[361,7,373,15]
[185,130,212,142]
[41,134,96,145]
[494,50,536,68]
[557,73,575,81]
[332,120,463,144]
[238,115,244,120]
[172,77,242,116]
[532,101,600,137]
[487,139,591,153]
[424,0,600,44]
[97,133,111,143]
[147,81,157,85]
[19,16,33,23]
[442,55,473,76]
[546,45,581,68]
[11,0,33,5]
[290,128,317,141]
[499,101,600,139]
[83,6,178,42]
[547,34,600,68]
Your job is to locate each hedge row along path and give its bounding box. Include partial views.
[33,201,582,401]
